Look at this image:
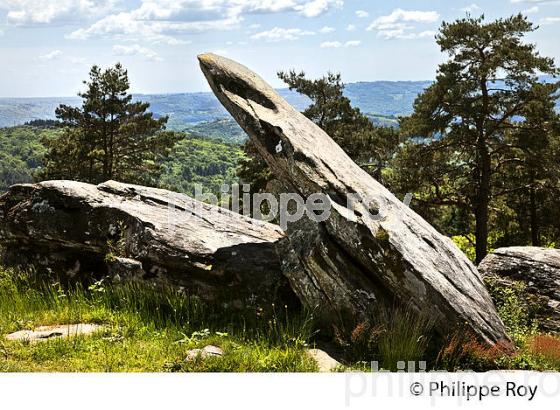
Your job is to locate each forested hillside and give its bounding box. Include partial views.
[0,124,59,192]
[0,124,243,195]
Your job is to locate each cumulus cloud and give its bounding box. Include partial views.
[294,0,343,18]
[252,27,315,42]
[368,9,440,30]
[112,44,162,61]
[367,8,439,40]
[356,10,369,18]
[67,10,235,44]
[1,0,116,26]
[346,24,356,31]
[319,25,335,33]
[37,49,63,61]
[320,39,360,48]
[460,4,480,13]
[65,0,343,43]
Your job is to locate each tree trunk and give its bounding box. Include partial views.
[475,76,491,265]
[529,185,540,246]
[475,145,491,264]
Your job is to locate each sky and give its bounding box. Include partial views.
[0,0,559,97]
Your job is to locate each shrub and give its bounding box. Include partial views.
[528,334,560,368]
[436,331,513,371]
[484,276,538,344]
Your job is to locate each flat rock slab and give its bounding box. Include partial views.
[306,348,342,372]
[0,180,293,307]
[479,246,560,332]
[198,53,509,346]
[185,345,224,362]
[6,323,103,342]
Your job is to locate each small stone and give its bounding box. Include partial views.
[306,348,341,372]
[185,345,224,362]
[6,323,103,342]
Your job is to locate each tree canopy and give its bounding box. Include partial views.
[394,14,560,262]
[40,63,181,185]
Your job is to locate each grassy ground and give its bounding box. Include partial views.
[0,268,318,372]
[2,266,560,372]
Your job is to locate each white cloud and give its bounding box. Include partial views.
[68,10,221,44]
[368,9,440,30]
[320,40,342,48]
[37,49,63,61]
[460,4,480,13]
[344,40,361,47]
[346,24,356,31]
[368,8,440,40]
[523,6,539,13]
[319,25,335,33]
[320,39,361,48]
[540,16,560,24]
[1,0,116,26]
[378,29,436,40]
[112,44,162,61]
[294,0,343,18]
[251,27,315,42]
[66,0,343,43]
[356,10,369,18]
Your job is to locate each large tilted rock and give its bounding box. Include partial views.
[479,247,560,333]
[0,180,292,305]
[198,53,509,344]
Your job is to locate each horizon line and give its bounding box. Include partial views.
[0,79,436,100]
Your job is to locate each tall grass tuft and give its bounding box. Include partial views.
[374,304,434,370]
[345,303,435,370]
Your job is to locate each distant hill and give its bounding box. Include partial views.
[3,78,557,130]
[0,124,243,196]
[0,81,430,129]
[344,81,431,116]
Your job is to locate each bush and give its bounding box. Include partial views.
[528,334,560,369]
[484,276,538,345]
[436,331,513,371]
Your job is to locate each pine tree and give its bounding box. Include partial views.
[396,14,559,263]
[40,63,181,185]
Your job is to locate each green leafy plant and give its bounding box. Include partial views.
[484,276,538,345]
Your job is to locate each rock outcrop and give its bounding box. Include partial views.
[198,53,509,345]
[0,180,292,306]
[479,247,560,333]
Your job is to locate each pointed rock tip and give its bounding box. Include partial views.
[197,53,218,64]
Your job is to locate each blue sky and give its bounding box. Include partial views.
[0,0,559,97]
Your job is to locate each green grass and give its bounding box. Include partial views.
[0,268,318,372]
[3,265,559,373]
